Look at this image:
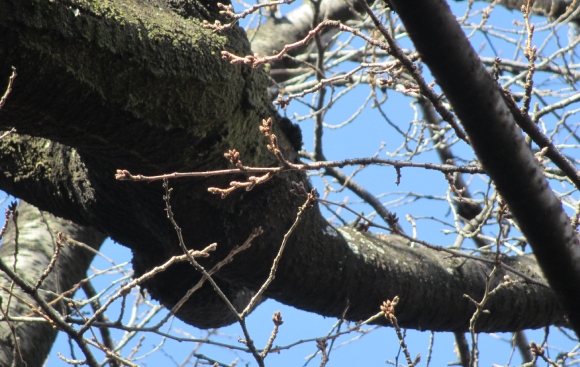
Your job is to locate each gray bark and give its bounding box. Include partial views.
[489,0,579,21]
[251,0,363,77]
[0,201,106,367]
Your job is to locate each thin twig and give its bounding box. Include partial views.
[241,189,315,317]
[261,311,284,358]
[356,0,469,143]
[163,179,265,366]
[82,280,120,367]
[34,232,65,291]
[521,0,537,116]
[381,297,418,367]
[0,256,100,367]
[0,298,24,366]
[501,88,580,190]
[0,66,16,110]
[78,244,218,335]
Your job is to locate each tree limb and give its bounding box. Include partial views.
[388,0,580,336]
[0,0,568,333]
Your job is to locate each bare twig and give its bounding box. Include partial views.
[520,0,537,117]
[163,179,265,366]
[0,255,100,367]
[81,280,120,367]
[261,311,284,358]
[464,267,499,367]
[203,1,296,31]
[78,243,218,335]
[241,188,315,317]
[117,159,481,181]
[34,232,65,291]
[501,88,580,189]
[381,297,418,367]
[221,20,391,68]
[356,0,469,143]
[0,66,16,110]
[0,298,24,366]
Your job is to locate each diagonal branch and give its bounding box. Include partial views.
[387,0,580,337]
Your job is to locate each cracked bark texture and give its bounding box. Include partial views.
[0,0,573,364]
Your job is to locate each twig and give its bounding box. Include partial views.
[159,228,261,327]
[529,342,558,367]
[78,244,218,335]
[0,255,100,367]
[317,338,329,367]
[0,298,24,366]
[356,0,469,143]
[82,280,120,367]
[221,20,391,68]
[117,159,481,180]
[261,311,284,358]
[501,88,580,190]
[521,0,536,116]
[163,179,265,366]
[0,205,15,242]
[117,155,482,202]
[241,188,315,317]
[34,232,65,291]
[464,266,499,367]
[84,337,139,367]
[163,179,242,312]
[6,202,18,332]
[381,297,418,367]
[534,92,580,120]
[0,66,16,110]
[203,1,296,31]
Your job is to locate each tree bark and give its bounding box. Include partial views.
[0,201,106,367]
[485,0,579,21]
[251,0,364,80]
[0,0,568,335]
[389,0,580,337]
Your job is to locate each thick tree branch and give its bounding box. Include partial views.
[388,0,580,336]
[250,0,365,80]
[0,0,568,333]
[481,0,580,22]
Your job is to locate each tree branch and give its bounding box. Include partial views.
[388,0,580,336]
[0,201,106,367]
[0,0,568,333]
